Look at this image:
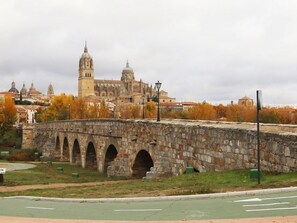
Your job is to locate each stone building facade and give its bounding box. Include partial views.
[78,44,175,105]
[238,96,254,107]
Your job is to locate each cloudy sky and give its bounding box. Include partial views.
[1,0,297,106]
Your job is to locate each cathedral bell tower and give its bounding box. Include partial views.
[78,42,94,98]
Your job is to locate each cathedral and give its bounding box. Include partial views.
[78,44,175,105]
[8,81,54,98]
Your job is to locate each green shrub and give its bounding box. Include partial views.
[0,128,22,149]
[6,149,38,161]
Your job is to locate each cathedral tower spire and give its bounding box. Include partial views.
[84,41,88,53]
[78,42,94,98]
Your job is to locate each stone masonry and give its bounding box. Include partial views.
[22,119,297,178]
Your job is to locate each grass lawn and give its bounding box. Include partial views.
[0,161,296,198]
[1,162,126,186]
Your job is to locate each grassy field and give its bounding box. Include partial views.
[0,161,296,198]
[1,162,126,186]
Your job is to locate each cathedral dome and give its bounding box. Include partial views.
[28,82,41,96]
[20,83,28,96]
[8,81,19,93]
[121,61,135,81]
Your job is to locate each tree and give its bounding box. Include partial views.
[0,95,17,135]
[38,94,74,122]
[214,104,227,120]
[188,103,216,120]
[98,101,110,118]
[70,98,87,119]
[259,108,280,124]
[144,101,156,119]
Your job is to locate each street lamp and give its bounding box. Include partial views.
[256,90,263,184]
[155,81,162,122]
[142,95,145,119]
[68,103,71,120]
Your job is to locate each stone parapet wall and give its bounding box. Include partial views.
[24,119,297,177]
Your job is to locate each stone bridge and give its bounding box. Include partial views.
[22,119,297,178]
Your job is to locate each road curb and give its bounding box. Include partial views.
[3,186,297,203]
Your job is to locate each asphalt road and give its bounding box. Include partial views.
[0,190,297,221]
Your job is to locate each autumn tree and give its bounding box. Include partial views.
[225,104,254,122]
[144,101,156,119]
[70,98,87,119]
[259,108,280,124]
[117,104,139,119]
[0,95,17,135]
[214,104,227,120]
[38,94,74,122]
[187,102,216,120]
[98,101,111,118]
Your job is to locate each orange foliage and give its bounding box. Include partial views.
[187,103,216,120]
[225,105,255,122]
[70,98,87,119]
[0,95,17,135]
[2,95,17,125]
[144,101,156,119]
[98,101,110,118]
[38,94,74,121]
[118,104,141,119]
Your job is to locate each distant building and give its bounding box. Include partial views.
[47,83,54,97]
[7,81,54,105]
[78,43,175,105]
[238,96,254,107]
[8,81,19,94]
[27,83,42,97]
[160,101,197,111]
[15,105,40,125]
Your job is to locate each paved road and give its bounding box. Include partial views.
[0,162,35,171]
[0,190,296,221]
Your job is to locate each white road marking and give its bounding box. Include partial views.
[114,209,162,212]
[234,195,297,203]
[243,202,290,207]
[246,206,297,212]
[26,206,55,210]
[234,198,262,202]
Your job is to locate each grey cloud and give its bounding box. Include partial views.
[1,0,297,105]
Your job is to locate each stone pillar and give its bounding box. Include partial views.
[22,124,34,149]
[81,154,86,168]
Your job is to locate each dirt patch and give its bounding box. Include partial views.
[0,180,136,193]
[0,164,8,168]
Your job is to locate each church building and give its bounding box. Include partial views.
[78,44,175,105]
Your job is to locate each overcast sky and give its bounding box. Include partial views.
[1,0,297,106]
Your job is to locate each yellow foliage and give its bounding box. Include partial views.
[188,103,216,120]
[145,101,156,118]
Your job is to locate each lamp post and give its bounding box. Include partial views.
[68,104,71,120]
[155,81,162,122]
[256,90,262,184]
[142,95,145,119]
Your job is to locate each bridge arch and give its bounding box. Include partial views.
[85,141,97,169]
[55,136,60,152]
[103,144,118,174]
[72,139,81,166]
[62,137,70,162]
[132,149,154,178]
